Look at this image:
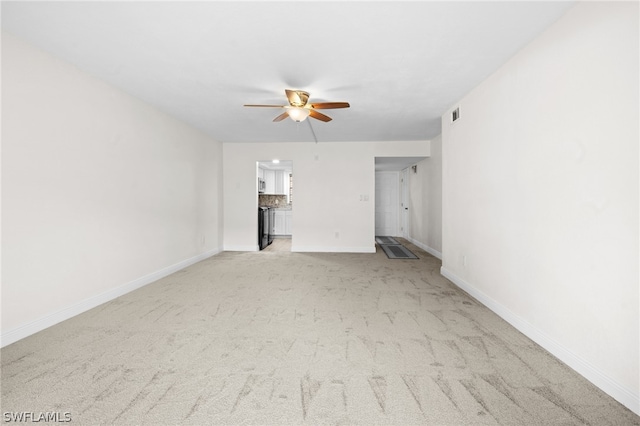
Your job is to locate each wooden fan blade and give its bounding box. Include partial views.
[244,104,285,108]
[273,111,290,122]
[310,102,350,109]
[309,109,332,122]
[285,89,309,107]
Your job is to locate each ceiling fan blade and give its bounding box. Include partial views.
[273,111,290,122]
[285,89,309,107]
[244,104,285,108]
[309,109,332,122]
[310,102,350,109]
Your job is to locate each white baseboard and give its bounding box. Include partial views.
[292,245,376,253]
[440,266,640,416]
[406,237,442,259]
[1,247,222,348]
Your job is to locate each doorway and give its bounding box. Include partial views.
[257,160,293,251]
[374,156,426,240]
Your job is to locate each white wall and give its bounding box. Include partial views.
[407,133,442,258]
[1,33,224,345]
[223,141,429,252]
[441,2,639,413]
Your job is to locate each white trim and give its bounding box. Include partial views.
[1,248,222,348]
[292,245,376,254]
[440,266,640,416]
[406,237,442,260]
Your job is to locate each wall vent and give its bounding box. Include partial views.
[451,107,460,123]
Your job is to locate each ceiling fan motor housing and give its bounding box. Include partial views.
[289,90,310,107]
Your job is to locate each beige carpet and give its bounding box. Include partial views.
[2,240,638,425]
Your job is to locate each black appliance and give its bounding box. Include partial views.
[268,208,275,245]
[258,207,269,250]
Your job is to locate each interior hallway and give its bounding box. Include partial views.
[2,242,637,425]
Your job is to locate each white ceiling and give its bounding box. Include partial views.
[2,1,575,144]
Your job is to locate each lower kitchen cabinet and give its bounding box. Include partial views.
[273,210,292,236]
[285,210,292,235]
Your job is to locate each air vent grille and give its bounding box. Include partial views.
[451,107,460,122]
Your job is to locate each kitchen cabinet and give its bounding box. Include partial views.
[262,169,289,195]
[285,210,292,235]
[274,170,287,194]
[263,169,276,194]
[273,210,286,235]
[273,210,292,236]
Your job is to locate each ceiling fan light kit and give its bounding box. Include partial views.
[286,107,310,122]
[244,89,350,123]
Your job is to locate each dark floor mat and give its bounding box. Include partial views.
[380,244,418,259]
[375,236,400,245]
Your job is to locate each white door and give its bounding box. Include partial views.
[401,168,409,238]
[375,172,399,236]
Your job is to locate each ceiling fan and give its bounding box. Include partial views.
[244,89,350,123]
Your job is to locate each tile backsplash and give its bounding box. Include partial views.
[259,194,289,208]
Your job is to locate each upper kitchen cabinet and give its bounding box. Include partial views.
[258,161,292,195]
[274,170,288,195]
[263,169,276,194]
